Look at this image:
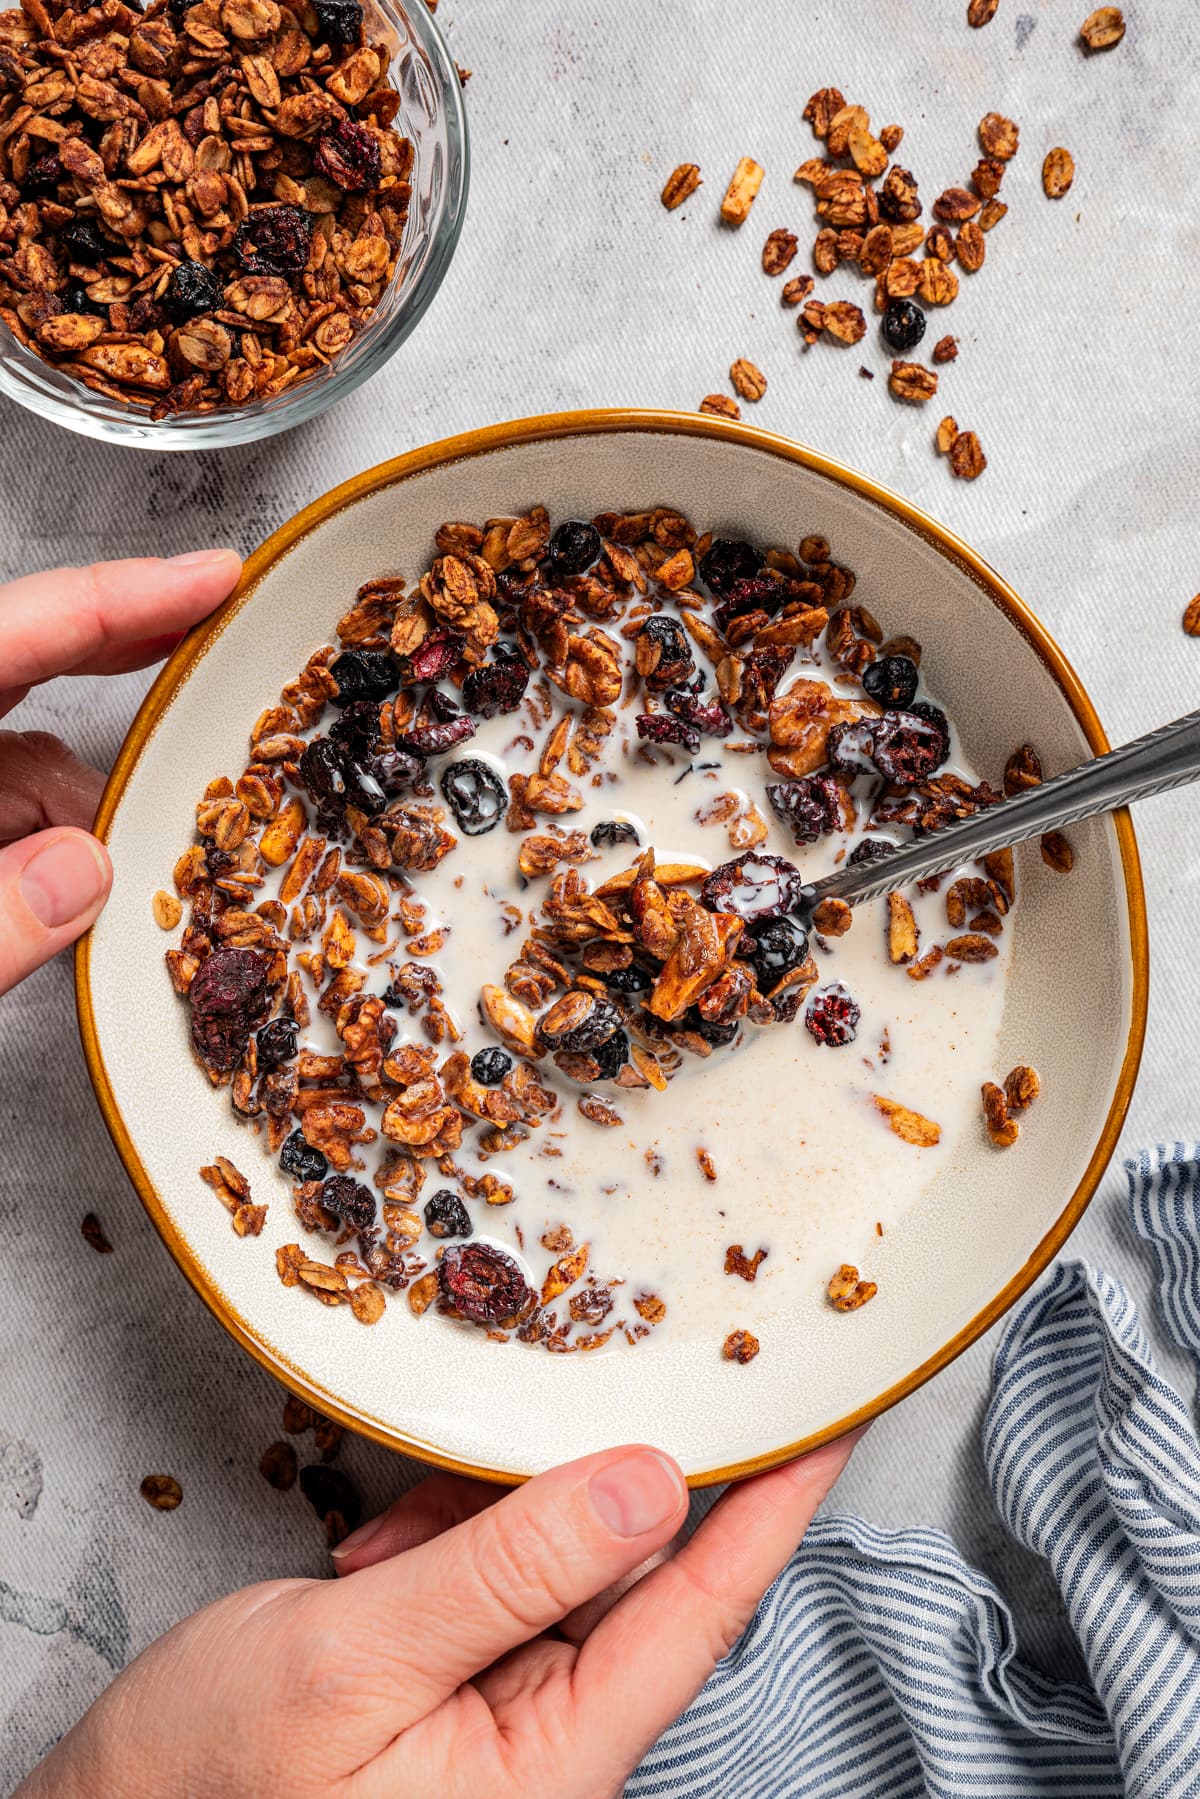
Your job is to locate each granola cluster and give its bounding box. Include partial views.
[0,0,411,416]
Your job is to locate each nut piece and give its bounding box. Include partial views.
[950,431,988,480]
[1080,6,1125,47]
[721,157,765,225]
[1183,595,1200,636]
[827,1263,878,1311]
[889,360,939,403]
[1004,1064,1041,1112]
[932,335,959,363]
[980,199,1008,231]
[662,163,702,209]
[81,1213,113,1254]
[782,275,816,306]
[1042,147,1076,197]
[932,187,980,223]
[824,301,867,344]
[259,1441,298,1489]
[762,227,799,273]
[139,1474,183,1511]
[886,893,919,962]
[956,221,985,271]
[968,0,1000,22]
[153,889,183,930]
[730,358,768,401]
[936,415,959,455]
[919,259,959,306]
[1040,830,1074,872]
[722,1328,761,1363]
[982,1080,1019,1147]
[700,394,741,419]
[873,1096,941,1146]
[979,112,1020,160]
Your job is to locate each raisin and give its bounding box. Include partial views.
[425,1189,472,1239]
[329,649,396,706]
[280,1130,328,1182]
[635,713,700,754]
[825,719,880,777]
[591,1027,630,1079]
[590,820,640,848]
[470,1046,512,1085]
[804,984,861,1047]
[862,654,919,709]
[298,1463,361,1539]
[871,706,949,786]
[743,916,810,984]
[882,298,927,352]
[58,218,115,264]
[440,758,507,834]
[321,1176,376,1232]
[313,118,381,192]
[698,537,761,597]
[163,258,222,323]
[602,964,652,993]
[461,651,530,717]
[397,715,476,756]
[635,615,695,692]
[847,837,899,866]
[233,205,312,276]
[766,775,842,844]
[256,1018,298,1069]
[700,851,805,921]
[187,946,271,1072]
[408,627,465,683]
[440,1241,534,1324]
[548,519,602,574]
[313,0,362,41]
[663,687,732,737]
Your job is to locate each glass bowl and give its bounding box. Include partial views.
[0,0,468,451]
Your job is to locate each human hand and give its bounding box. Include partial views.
[0,549,242,996]
[20,1434,859,1799]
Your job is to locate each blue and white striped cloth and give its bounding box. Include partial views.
[631,1146,1200,1798]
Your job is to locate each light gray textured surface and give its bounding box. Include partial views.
[2,0,1198,1785]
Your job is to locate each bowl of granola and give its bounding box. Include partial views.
[0,0,466,446]
[77,409,1147,1482]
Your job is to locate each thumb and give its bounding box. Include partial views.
[0,827,112,996]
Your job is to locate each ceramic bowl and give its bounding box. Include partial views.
[76,410,1147,1483]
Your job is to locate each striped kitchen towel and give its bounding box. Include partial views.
[629,1144,1200,1799]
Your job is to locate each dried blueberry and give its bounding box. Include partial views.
[61,282,107,319]
[663,687,732,737]
[601,963,652,993]
[590,820,640,849]
[163,258,222,323]
[539,992,624,1054]
[279,1129,328,1182]
[462,651,530,718]
[700,851,805,922]
[58,218,115,264]
[440,1241,534,1324]
[470,1046,512,1086]
[338,756,388,814]
[548,519,601,575]
[825,719,880,777]
[299,737,347,823]
[256,1018,298,1069]
[882,298,927,353]
[440,758,507,834]
[329,649,396,706]
[847,836,900,866]
[371,746,423,792]
[743,916,810,985]
[233,205,312,276]
[711,576,788,640]
[328,699,382,757]
[22,152,61,197]
[409,627,465,683]
[313,0,362,40]
[766,775,842,845]
[871,705,949,786]
[635,712,700,754]
[590,1027,630,1080]
[698,537,761,597]
[425,1189,472,1239]
[804,984,861,1047]
[862,654,919,710]
[685,1012,739,1047]
[635,615,695,692]
[313,118,381,192]
[187,946,271,1072]
[397,715,476,756]
[321,1176,376,1232]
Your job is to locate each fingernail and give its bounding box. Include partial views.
[330,1510,385,1561]
[588,1450,685,1539]
[168,548,238,569]
[20,835,108,929]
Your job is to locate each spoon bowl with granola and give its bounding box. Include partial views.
[77,410,1147,1481]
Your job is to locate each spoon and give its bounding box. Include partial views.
[796,705,1200,921]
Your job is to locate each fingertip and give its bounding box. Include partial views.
[19,826,111,928]
[165,547,242,597]
[587,1446,687,1541]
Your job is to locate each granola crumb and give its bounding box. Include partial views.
[81,1214,113,1255]
[762,228,800,274]
[859,365,876,379]
[139,1474,182,1512]
[827,1264,877,1311]
[889,360,939,403]
[1080,7,1125,48]
[152,890,183,931]
[1183,596,1200,637]
[722,1328,761,1363]
[936,416,959,455]
[982,1081,1019,1147]
[724,1244,768,1282]
[1040,831,1074,873]
[1004,1064,1041,1112]
[696,1148,718,1182]
[720,156,765,226]
[259,1441,298,1491]
[949,431,988,480]
[932,335,960,364]
[873,1096,941,1146]
[1042,147,1076,198]
[967,0,1000,22]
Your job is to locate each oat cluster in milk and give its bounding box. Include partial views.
[165,504,1016,1356]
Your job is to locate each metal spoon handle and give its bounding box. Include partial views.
[803,704,1200,911]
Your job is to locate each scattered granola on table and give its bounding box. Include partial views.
[166,504,1032,1355]
[0,0,412,417]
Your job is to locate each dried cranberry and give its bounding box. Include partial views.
[233,205,312,276]
[299,1463,361,1536]
[440,758,507,834]
[321,1176,376,1232]
[712,575,788,638]
[700,851,805,922]
[804,984,861,1047]
[313,118,381,192]
[425,1190,472,1239]
[847,837,899,866]
[635,615,695,692]
[771,986,807,1024]
[471,1046,512,1085]
[426,686,461,722]
[826,719,880,777]
[862,654,919,709]
[882,298,927,352]
[279,1130,328,1182]
[743,916,810,985]
[409,627,466,683]
[440,1241,534,1324]
[256,1018,298,1068]
[164,258,222,323]
[188,946,271,1072]
[698,537,761,597]
[461,651,530,718]
[635,712,700,754]
[590,820,640,849]
[22,152,62,197]
[313,0,362,40]
[329,649,396,706]
[591,1027,630,1080]
[663,687,732,737]
[58,218,115,264]
[602,964,652,993]
[871,706,949,786]
[766,775,842,845]
[397,715,476,756]
[548,519,601,574]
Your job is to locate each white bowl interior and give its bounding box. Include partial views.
[86,424,1136,1479]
